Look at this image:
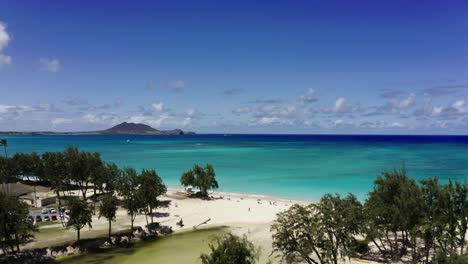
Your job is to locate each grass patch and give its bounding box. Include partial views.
[58,227,228,264]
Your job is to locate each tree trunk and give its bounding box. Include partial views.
[394,231,399,257]
[33,184,37,208]
[14,230,20,253]
[9,235,14,253]
[460,223,467,254]
[130,212,134,233]
[311,246,323,264]
[4,222,14,253]
[372,238,385,255]
[108,220,112,241]
[57,191,66,227]
[150,204,153,224]
[385,230,393,255]
[145,210,149,227]
[77,228,80,242]
[93,185,97,214]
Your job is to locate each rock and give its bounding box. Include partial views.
[66,245,79,255]
[102,241,111,247]
[56,250,64,258]
[46,248,52,257]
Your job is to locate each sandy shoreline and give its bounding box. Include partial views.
[24,188,378,263]
[137,188,309,263]
[25,188,307,261]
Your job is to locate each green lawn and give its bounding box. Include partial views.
[58,227,228,264]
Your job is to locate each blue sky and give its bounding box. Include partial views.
[1,0,468,134]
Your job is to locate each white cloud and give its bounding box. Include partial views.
[333,119,354,128]
[51,118,72,127]
[0,104,33,114]
[186,108,196,117]
[387,122,405,128]
[326,97,359,114]
[0,54,11,67]
[451,100,467,114]
[369,92,417,116]
[258,117,279,125]
[0,22,12,68]
[151,102,165,112]
[300,88,317,103]
[0,22,10,51]
[331,97,347,112]
[232,106,251,115]
[127,114,170,128]
[167,80,185,90]
[431,106,443,116]
[398,92,416,109]
[39,58,60,72]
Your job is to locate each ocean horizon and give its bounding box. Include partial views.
[3,134,468,201]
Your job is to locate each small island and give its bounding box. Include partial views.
[0,122,195,136]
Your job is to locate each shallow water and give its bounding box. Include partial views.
[4,134,468,200]
[59,227,227,264]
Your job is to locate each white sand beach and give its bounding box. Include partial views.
[26,189,376,263]
[26,188,306,261]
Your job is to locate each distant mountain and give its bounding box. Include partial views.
[0,122,194,135]
[102,122,189,135]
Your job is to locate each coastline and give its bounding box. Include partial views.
[24,188,310,263]
[166,186,314,204]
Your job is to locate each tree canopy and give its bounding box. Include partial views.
[272,166,468,263]
[0,191,36,253]
[181,164,218,197]
[200,233,259,264]
[66,197,93,242]
[138,169,167,224]
[271,194,363,264]
[99,194,117,241]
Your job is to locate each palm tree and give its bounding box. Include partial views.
[0,139,7,158]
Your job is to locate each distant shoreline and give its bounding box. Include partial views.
[0,131,195,136]
[3,132,468,137]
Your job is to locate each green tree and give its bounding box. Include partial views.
[0,139,7,158]
[98,194,117,241]
[454,181,467,254]
[138,169,167,225]
[271,204,322,264]
[200,233,259,264]
[180,164,218,197]
[66,197,93,242]
[41,151,68,218]
[65,147,100,201]
[271,194,363,264]
[88,154,104,214]
[117,167,141,232]
[0,156,15,184]
[436,252,468,264]
[364,166,424,261]
[315,194,364,264]
[101,162,120,194]
[12,152,43,207]
[0,191,37,253]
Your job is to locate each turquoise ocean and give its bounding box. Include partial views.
[3,134,468,201]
